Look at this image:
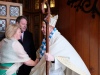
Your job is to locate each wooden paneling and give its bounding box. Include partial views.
[58,0,70,40]
[99,16,100,75]
[81,13,90,68]
[75,10,83,56]
[89,16,99,75]
[59,0,100,75]
[69,7,75,47]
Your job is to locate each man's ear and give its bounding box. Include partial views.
[16,22,18,24]
[49,26,54,32]
[16,22,20,26]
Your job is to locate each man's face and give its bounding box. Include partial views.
[41,22,46,35]
[18,19,27,32]
[41,22,53,35]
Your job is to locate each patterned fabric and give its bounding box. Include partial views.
[0,63,16,75]
[39,28,57,59]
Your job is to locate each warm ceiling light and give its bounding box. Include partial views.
[50,0,55,8]
[44,3,47,8]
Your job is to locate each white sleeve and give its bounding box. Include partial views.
[12,40,30,61]
[53,57,62,70]
[53,57,70,70]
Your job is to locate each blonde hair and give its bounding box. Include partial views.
[5,24,20,39]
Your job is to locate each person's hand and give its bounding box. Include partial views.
[45,53,54,61]
[35,59,39,64]
[34,58,39,66]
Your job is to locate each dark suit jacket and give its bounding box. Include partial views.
[17,30,36,75]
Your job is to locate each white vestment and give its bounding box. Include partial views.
[30,29,91,75]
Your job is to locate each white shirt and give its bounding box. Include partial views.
[21,32,24,41]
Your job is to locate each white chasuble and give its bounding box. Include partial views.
[30,30,91,75]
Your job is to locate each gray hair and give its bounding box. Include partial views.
[5,24,20,39]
